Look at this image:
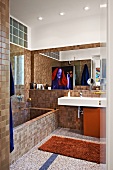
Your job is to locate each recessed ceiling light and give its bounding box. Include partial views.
[38,17,43,21]
[59,12,65,16]
[100,4,107,8]
[84,6,90,11]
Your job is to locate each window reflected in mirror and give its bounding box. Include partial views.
[10,43,25,105]
[14,55,24,85]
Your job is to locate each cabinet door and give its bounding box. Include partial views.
[83,107,106,138]
[83,108,100,138]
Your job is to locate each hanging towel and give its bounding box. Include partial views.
[10,63,15,152]
[81,64,89,85]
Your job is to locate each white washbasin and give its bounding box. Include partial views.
[58,96,107,107]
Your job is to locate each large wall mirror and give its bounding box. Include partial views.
[39,46,101,88]
[10,43,24,97]
[60,47,101,87]
[10,43,104,93]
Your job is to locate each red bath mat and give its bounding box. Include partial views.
[38,136,106,164]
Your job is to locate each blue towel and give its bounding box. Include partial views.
[10,63,15,152]
[81,64,89,85]
[10,63,15,96]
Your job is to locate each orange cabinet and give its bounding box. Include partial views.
[83,107,106,138]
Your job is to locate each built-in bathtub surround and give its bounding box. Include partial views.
[10,108,58,164]
[12,108,30,127]
[0,0,10,169]
[12,107,55,128]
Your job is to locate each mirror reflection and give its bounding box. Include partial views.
[10,44,25,103]
[10,43,103,91]
[60,47,102,87]
[10,44,24,85]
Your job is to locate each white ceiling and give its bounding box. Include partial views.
[10,0,102,28]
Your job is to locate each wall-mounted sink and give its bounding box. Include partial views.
[58,97,107,107]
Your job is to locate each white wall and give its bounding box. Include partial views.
[59,47,100,61]
[107,0,113,169]
[31,15,101,50]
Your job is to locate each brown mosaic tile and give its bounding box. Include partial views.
[24,49,31,101]
[31,43,101,54]
[10,109,58,164]
[0,0,10,169]
[32,53,61,85]
[29,88,102,134]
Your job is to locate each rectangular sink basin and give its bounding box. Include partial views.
[58,97,107,107]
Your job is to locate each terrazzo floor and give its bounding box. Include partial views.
[10,128,106,170]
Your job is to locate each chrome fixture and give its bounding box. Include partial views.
[78,106,83,118]
[80,91,82,97]
[17,93,23,109]
[87,78,95,90]
[100,78,106,90]
[26,98,31,108]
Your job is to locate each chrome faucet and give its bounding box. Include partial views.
[80,91,82,97]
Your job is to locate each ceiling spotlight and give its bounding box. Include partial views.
[38,17,43,21]
[100,4,107,8]
[84,6,90,11]
[59,12,65,16]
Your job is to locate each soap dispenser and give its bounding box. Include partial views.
[68,90,70,97]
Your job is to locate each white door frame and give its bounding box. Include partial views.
[107,0,113,169]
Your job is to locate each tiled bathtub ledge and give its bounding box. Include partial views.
[10,108,59,165]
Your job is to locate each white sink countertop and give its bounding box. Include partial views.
[58,96,107,107]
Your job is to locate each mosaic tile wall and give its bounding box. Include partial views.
[58,106,83,131]
[29,89,100,131]
[29,89,65,108]
[64,89,100,98]
[0,0,10,169]
[14,85,24,96]
[11,85,24,112]
[10,109,58,164]
[33,53,61,85]
[12,108,30,127]
[12,108,55,128]
[31,43,100,54]
[24,49,31,101]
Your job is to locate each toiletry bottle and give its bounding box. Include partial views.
[68,90,70,97]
